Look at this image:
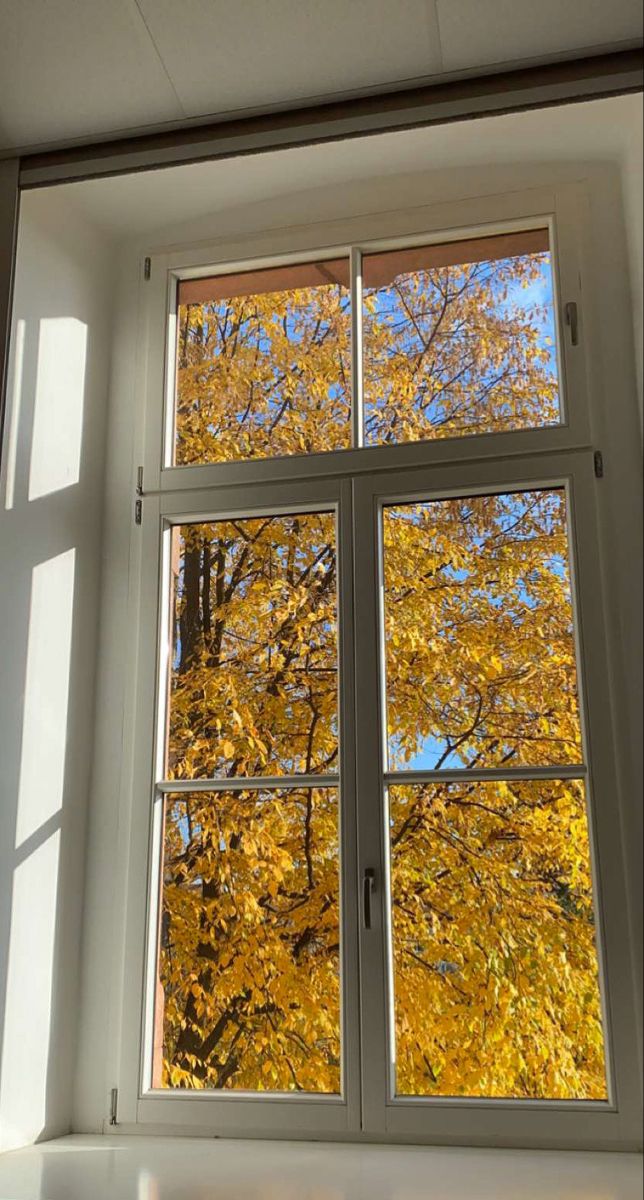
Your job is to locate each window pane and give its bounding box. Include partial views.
[173,259,351,465]
[382,489,582,770]
[389,779,606,1099]
[167,511,338,779]
[153,788,340,1093]
[363,230,560,445]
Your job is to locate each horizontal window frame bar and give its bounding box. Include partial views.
[142,1086,344,1103]
[384,764,586,785]
[141,1087,610,1109]
[156,433,592,498]
[387,1093,612,1111]
[174,225,548,302]
[165,213,554,283]
[157,773,339,793]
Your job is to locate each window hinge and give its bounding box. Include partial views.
[594,450,604,479]
[135,465,144,524]
[143,256,151,281]
[109,1087,118,1126]
[565,300,579,346]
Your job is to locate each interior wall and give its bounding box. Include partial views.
[0,191,115,1151]
[70,148,643,1134]
[618,102,644,422]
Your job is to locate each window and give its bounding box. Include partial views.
[154,511,342,1094]
[381,489,604,1101]
[117,194,639,1147]
[361,231,560,445]
[169,228,561,469]
[173,260,351,465]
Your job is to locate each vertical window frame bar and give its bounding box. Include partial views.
[350,246,364,449]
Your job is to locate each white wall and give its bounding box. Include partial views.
[618,102,644,422]
[69,142,643,1134]
[0,191,114,1151]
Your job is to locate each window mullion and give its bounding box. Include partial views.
[350,245,364,449]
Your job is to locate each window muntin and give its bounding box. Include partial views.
[166,512,338,780]
[154,787,341,1094]
[380,486,605,1101]
[173,258,351,466]
[170,228,561,470]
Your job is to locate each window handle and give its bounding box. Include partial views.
[363,868,376,930]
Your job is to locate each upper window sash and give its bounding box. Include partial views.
[139,190,592,494]
[168,226,561,466]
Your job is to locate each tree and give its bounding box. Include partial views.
[155,248,606,1099]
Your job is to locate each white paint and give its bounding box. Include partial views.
[0,190,115,1152]
[0,832,60,1152]
[15,548,76,845]
[0,1135,640,1200]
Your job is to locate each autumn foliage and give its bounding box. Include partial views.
[156,245,605,1099]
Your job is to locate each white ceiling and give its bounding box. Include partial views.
[0,0,641,154]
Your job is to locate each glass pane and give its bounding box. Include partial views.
[382,488,582,770]
[389,779,606,1099]
[153,788,340,1093]
[167,511,338,779]
[363,230,560,445]
[173,259,351,465]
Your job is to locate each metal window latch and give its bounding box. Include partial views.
[565,301,579,346]
[109,1087,118,1126]
[594,450,604,479]
[135,465,144,524]
[363,868,376,930]
[143,256,151,281]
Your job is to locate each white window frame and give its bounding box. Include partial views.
[352,452,640,1147]
[111,181,642,1148]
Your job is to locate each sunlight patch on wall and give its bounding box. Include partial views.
[29,318,87,501]
[0,830,60,1152]
[15,548,75,846]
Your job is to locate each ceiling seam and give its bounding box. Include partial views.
[128,0,187,116]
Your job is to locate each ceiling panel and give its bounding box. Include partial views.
[134,0,442,116]
[437,0,643,71]
[0,0,184,151]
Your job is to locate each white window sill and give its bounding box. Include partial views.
[0,1134,641,1200]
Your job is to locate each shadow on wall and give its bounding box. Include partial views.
[0,196,112,1152]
